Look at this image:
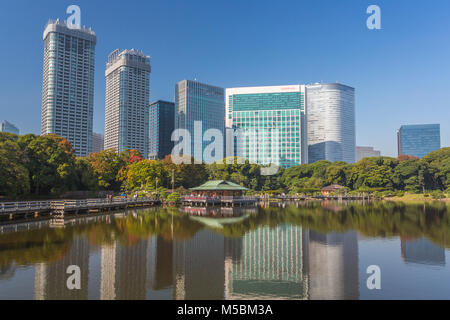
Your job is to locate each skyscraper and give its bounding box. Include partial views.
[397,124,440,158]
[149,100,175,159]
[306,83,356,164]
[41,19,96,157]
[175,80,225,162]
[356,146,381,161]
[92,132,104,153]
[104,49,151,157]
[0,120,19,135]
[226,85,308,168]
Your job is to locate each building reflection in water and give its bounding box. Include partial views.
[306,230,359,300]
[400,236,446,266]
[32,211,362,300]
[173,230,225,299]
[224,225,307,299]
[34,236,90,300]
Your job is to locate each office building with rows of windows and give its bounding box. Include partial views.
[149,100,175,159]
[356,146,381,161]
[41,19,96,157]
[92,132,104,153]
[397,124,440,158]
[226,85,307,168]
[175,80,225,162]
[306,83,356,164]
[1,120,19,135]
[104,49,151,157]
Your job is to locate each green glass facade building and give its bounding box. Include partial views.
[226,85,307,168]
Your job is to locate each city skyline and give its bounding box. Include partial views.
[1,1,449,157]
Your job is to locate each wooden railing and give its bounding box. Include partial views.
[0,197,158,216]
[0,201,52,214]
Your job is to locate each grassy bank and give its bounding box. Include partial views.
[384,193,449,203]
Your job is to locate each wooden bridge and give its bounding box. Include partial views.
[0,197,160,221]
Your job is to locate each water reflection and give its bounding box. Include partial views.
[0,201,449,299]
[400,237,445,266]
[307,230,359,300]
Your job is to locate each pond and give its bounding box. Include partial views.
[0,201,449,300]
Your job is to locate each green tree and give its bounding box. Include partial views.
[392,159,421,192]
[22,134,76,195]
[421,148,450,191]
[122,159,170,191]
[74,157,99,191]
[281,160,332,192]
[325,162,351,186]
[349,157,398,190]
[0,133,29,198]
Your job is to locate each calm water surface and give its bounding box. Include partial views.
[1,201,450,300]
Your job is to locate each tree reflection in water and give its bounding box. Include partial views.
[0,201,449,300]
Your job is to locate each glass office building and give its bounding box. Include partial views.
[226,85,307,168]
[175,80,225,162]
[306,83,356,164]
[41,19,96,157]
[0,120,19,135]
[149,100,175,159]
[104,49,151,157]
[397,124,440,158]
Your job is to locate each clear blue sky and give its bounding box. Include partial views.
[1,0,449,157]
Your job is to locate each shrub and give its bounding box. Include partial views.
[431,190,445,200]
[166,192,180,203]
[445,188,450,197]
[373,191,383,199]
[382,190,395,198]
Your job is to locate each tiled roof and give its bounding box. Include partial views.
[190,180,248,191]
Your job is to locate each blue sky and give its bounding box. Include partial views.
[0,0,449,157]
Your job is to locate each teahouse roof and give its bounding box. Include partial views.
[321,184,346,191]
[190,180,248,191]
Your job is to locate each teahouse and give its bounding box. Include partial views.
[189,180,248,197]
[321,184,346,196]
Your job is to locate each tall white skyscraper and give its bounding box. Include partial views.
[306,83,355,163]
[104,49,151,157]
[41,19,96,157]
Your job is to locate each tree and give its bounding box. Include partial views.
[349,157,398,190]
[162,155,208,189]
[22,134,76,195]
[325,162,351,186]
[122,159,170,191]
[206,157,265,190]
[74,157,99,191]
[420,148,450,191]
[88,149,123,190]
[0,133,29,198]
[392,159,421,192]
[281,160,332,192]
